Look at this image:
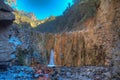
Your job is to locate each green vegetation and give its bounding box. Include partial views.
[13,10,57,29]
[80,0,100,20]
[14,10,43,28]
[17,48,28,65]
[4,0,43,28]
[16,47,33,66]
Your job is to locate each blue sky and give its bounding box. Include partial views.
[15,0,73,20]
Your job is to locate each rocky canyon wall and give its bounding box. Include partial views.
[29,1,120,76]
[0,0,120,78]
[30,31,106,67]
[10,1,120,79]
[0,0,15,66]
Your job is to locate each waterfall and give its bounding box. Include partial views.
[47,49,55,67]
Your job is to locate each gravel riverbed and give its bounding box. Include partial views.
[0,66,110,80]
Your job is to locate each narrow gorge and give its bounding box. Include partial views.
[0,0,120,80]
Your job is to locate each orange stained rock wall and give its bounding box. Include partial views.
[30,31,107,67]
[30,0,120,68]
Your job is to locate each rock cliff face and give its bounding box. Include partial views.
[0,0,15,27]
[89,0,120,78]
[29,0,120,78]
[0,0,15,65]
[30,32,106,66]
[0,1,33,66]
[108,0,120,79]
[0,0,120,79]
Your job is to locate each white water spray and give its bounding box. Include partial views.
[47,49,55,67]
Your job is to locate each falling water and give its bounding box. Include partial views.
[47,49,55,67]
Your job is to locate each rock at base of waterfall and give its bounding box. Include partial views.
[47,64,55,67]
[48,66,110,80]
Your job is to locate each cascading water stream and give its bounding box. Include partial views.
[47,49,55,67]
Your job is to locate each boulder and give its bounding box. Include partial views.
[0,28,16,67]
[0,0,15,27]
[0,11,15,21]
[0,11,15,27]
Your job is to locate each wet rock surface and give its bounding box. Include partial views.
[33,65,110,80]
[49,66,110,80]
[0,66,34,80]
[0,66,110,80]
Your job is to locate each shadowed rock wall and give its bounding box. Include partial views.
[0,0,15,65]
